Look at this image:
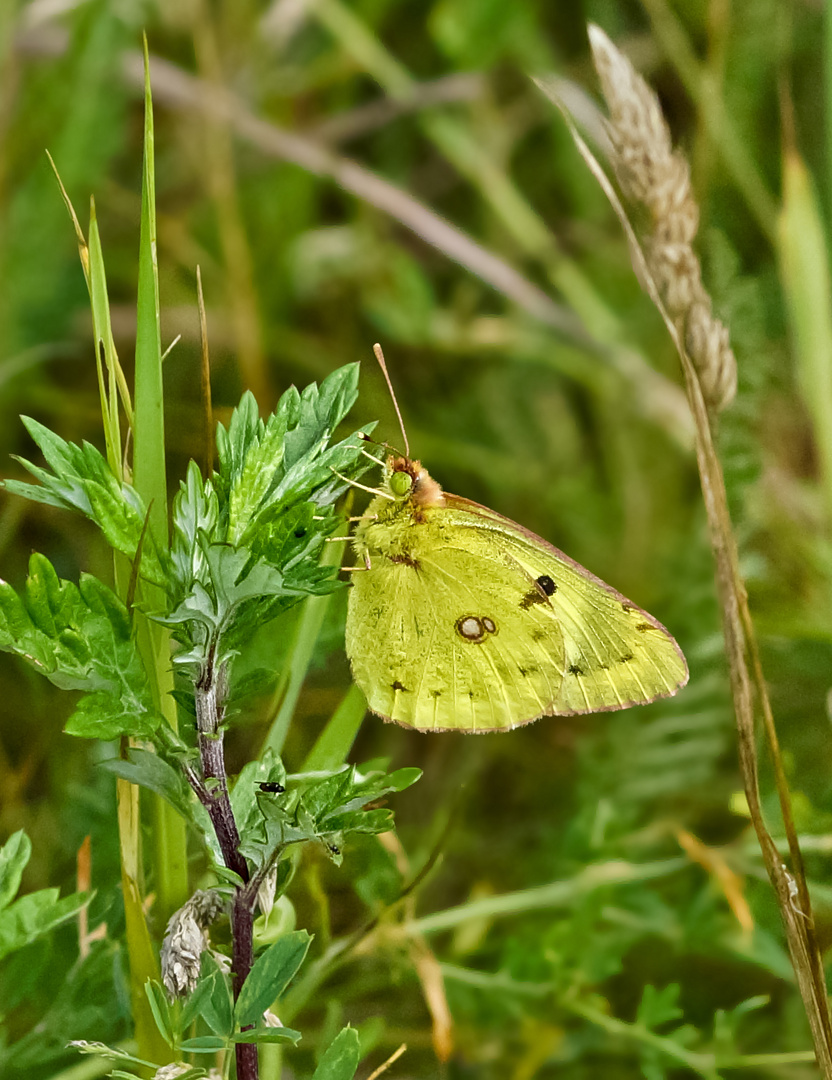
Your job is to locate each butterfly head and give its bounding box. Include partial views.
[386,455,445,509]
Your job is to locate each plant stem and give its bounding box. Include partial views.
[192,652,258,1080]
[231,890,258,1080]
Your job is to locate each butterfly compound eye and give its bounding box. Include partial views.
[390,470,412,497]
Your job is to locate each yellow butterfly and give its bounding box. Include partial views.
[344,350,688,733]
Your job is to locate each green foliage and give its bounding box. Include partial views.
[0,831,88,964]
[5,417,167,585]
[0,554,159,738]
[99,747,193,820]
[240,761,422,870]
[0,364,374,747]
[166,368,378,674]
[311,1026,361,1080]
[235,931,311,1026]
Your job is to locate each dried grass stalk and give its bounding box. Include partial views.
[539,25,832,1075]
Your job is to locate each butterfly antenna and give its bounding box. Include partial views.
[373,343,409,459]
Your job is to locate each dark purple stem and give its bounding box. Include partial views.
[232,890,257,1078]
[192,649,258,1080]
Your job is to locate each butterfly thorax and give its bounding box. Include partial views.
[352,456,445,564]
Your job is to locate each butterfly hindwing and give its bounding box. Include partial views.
[442,496,687,716]
[345,461,688,733]
[346,533,566,731]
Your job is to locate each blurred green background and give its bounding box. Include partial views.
[1,0,831,1077]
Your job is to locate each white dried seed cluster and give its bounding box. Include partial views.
[160,888,226,999]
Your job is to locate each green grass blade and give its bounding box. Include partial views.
[827,0,832,230]
[87,203,122,478]
[778,148,832,529]
[117,777,172,1066]
[133,39,165,547]
[65,83,176,1066]
[130,38,189,932]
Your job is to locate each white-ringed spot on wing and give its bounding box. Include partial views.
[456,615,498,643]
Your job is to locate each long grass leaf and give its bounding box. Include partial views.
[130,38,189,932]
[778,148,832,528]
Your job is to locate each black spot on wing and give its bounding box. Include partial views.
[392,680,410,692]
[568,664,585,676]
[520,574,558,609]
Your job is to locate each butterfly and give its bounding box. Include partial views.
[343,349,688,733]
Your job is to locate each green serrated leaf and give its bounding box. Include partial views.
[217,391,273,494]
[67,1041,158,1068]
[170,461,221,598]
[312,1026,361,1080]
[0,830,31,911]
[235,930,312,1026]
[9,418,167,585]
[162,366,379,677]
[229,408,294,543]
[66,690,151,741]
[302,767,353,819]
[0,554,159,739]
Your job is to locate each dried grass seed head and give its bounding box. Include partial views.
[587,23,737,411]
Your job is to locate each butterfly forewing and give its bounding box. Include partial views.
[443,495,688,715]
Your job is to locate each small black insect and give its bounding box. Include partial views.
[258,781,286,794]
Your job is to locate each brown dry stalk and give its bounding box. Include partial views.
[543,24,832,1074]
